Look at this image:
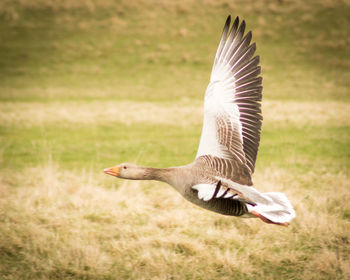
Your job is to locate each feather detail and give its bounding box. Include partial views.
[196,16,262,175]
[246,192,296,225]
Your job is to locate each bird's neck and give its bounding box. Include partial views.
[142,166,189,193]
[143,167,175,182]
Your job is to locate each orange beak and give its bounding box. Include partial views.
[104,166,120,177]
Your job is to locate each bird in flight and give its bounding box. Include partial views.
[104,16,296,226]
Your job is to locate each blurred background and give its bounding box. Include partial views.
[0,0,349,279]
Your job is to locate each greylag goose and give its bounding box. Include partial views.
[104,16,296,226]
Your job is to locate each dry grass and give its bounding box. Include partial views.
[1,0,349,278]
[0,163,349,279]
[0,100,202,128]
[1,100,349,128]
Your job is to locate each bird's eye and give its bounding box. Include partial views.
[123,166,127,169]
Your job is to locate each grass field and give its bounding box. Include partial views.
[1,0,350,279]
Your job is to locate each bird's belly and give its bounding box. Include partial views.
[184,189,248,216]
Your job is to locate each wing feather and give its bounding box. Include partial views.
[196,16,262,174]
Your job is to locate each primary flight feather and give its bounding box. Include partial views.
[104,16,296,226]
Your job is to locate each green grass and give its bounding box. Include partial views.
[0,123,199,169]
[1,0,350,279]
[2,124,349,174]
[0,0,349,102]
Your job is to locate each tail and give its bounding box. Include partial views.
[246,192,296,226]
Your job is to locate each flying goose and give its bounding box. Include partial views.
[104,16,296,226]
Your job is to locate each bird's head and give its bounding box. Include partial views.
[104,163,146,180]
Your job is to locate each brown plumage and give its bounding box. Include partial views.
[104,16,296,226]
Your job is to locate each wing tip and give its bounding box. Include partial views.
[240,20,246,34]
[224,15,231,30]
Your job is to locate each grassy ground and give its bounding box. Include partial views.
[1,0,350,279]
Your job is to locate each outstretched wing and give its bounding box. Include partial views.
[196,16,262,174]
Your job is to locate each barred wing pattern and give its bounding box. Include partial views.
[196,16,262,174]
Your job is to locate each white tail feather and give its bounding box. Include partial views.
[247,192,296,224]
